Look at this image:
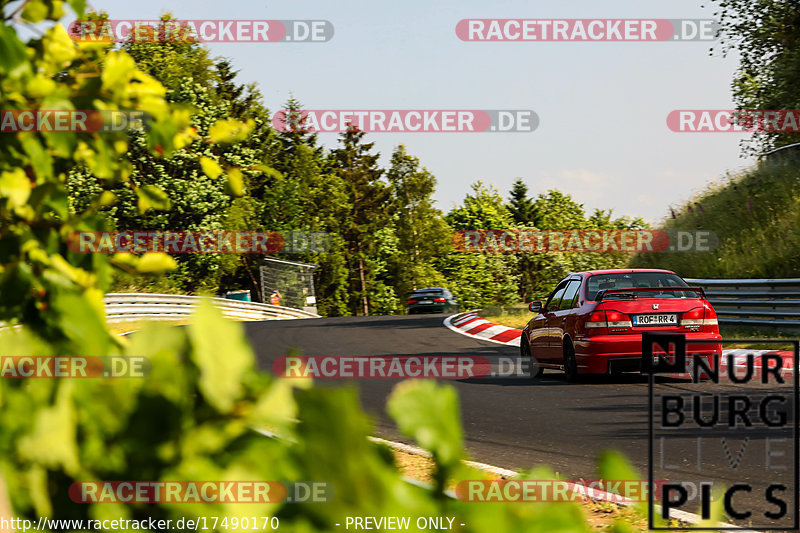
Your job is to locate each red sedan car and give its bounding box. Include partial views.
[521,269,722,380]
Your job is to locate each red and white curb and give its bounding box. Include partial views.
[444,311,522,346]
[444,312,795,376]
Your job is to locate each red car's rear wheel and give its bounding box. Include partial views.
[563,340,580,382]
[521,337,543,378]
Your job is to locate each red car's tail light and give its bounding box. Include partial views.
[407,300,417,305]
[605,310,632,328]
[434,297,446,303]
[587,310,631,330]
[704,305,719,325]
[586,310,606,328]
[682,307,703,323]
[681,306,718,327]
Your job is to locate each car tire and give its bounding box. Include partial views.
[521,337,543,378]
[563,340,580,382]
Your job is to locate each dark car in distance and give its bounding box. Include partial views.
[406,288,460,314]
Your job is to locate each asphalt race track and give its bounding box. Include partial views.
[244,315,797,527]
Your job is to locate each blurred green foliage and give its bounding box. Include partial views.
[0,4,651,532]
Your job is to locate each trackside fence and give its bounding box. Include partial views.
[685,278,800,330]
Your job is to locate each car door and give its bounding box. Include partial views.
[537,280,569,362]
[548,279,582,358]
[527,303,550,356]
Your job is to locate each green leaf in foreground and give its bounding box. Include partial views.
[226,167,243,196]
[135,184,171,213]
[136,252,177,274]
[199,156,223,179]
[207,118,254,143]
[387,380,464,479]
[188,299,254,413]
[598,449,647,518]
[0,169,32,208]
[0,25,28,75]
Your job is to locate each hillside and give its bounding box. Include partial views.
[633,160,800,278]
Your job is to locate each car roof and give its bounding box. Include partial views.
[413,287,446,291]
[577,269,678,276]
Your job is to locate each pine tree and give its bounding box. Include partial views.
[507,178,536,225]
[385,145,450,297]
[329,127,390,315]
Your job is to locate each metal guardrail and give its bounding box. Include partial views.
[761,142,800,166]
[685,278,800,330]
[104,293,320,323]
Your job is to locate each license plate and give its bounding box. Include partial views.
[418,300,432,304]
[632,313,677,326]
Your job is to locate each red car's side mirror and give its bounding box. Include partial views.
[529,300,543,313]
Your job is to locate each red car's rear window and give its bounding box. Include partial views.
[585,272,692,301]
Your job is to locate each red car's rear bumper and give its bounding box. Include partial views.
[574,332,723,374]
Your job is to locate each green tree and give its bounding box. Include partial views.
[122,13,217,93]
[329,128,390,315]
[530,190,590,231]
[512,189,585,300]
[67,20,277,296]
[507,178,536,225]
[508,190,646,299]
[385,145,450,300]
[506,180,537,300]
[440,182,519,310]
[272,98,352,316]
[711,0,800,153]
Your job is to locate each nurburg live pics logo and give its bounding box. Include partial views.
[643,333,799,530]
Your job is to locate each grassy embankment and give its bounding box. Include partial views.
[633,161,800,278]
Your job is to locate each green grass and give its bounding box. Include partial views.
[478,304,533,330]
[719,324,798,348]
[479,314,530,330]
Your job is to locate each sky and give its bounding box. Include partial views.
[81,0,755,223]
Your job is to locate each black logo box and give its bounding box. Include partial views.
[643,333,800,530]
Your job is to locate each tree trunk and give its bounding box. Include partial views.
[358,256,368,315]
